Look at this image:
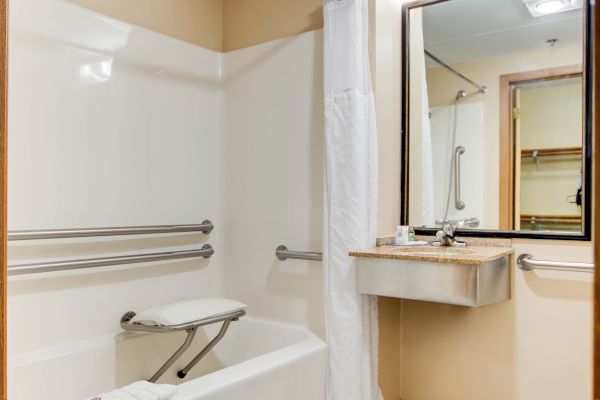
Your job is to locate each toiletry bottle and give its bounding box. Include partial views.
[408,226,415,242]
[395,225,406,245]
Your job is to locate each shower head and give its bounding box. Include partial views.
[455,90,467,100]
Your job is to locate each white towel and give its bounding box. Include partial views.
[90,381,177,400]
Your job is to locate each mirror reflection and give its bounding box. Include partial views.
[406,0,587,236]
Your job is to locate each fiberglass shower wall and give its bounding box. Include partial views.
[7,0,225,397]
[429,102,485,226]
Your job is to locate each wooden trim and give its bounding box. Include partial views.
[500,64,583,86]
[0,0,7,399]
[519,214,582,224]
[499,74,514,229]
[593,0,600,395]
[521,146,583,158]
[498,64,583,230]
[513,87,522,229]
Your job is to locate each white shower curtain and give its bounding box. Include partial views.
[410,8,435,226]
[323,1,381,399]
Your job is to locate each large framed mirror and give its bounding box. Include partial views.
[401,0,593,240]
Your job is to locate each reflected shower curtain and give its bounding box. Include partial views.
[323,1,381,399]
[410,8,435,226]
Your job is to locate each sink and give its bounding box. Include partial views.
[354,246,512,307]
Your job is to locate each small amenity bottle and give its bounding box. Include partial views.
[395,225,409,245]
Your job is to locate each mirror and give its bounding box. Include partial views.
[401,0,592,240]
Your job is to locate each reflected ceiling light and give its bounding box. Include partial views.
[523,0,582,17]
[536,0,566,13]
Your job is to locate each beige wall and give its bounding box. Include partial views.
[378,297,403,400]
[222,0,323,52]
[520,159,582,216]
[68,0,224,51]
[68,0,324,52]
[401,240,593,400]
[520,81,583,150]
[372,1,404,399]
[374,0,403,238]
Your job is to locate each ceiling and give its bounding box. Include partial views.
[422,0,584,67]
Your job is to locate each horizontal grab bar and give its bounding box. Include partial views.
[8,244,214,276]
[517,253,594,273]
[276,245,322,261]
[8,221,214,241]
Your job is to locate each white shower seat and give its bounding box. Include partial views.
[120,298,246,383]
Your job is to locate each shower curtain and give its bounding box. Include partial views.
[410,8,435,226]
[323,1,381,399]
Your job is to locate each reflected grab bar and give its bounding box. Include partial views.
[8,221,214,241]
[517,254,594,273]
[454,146,465,210]
[8,245,214,276]
[276,245,322,261]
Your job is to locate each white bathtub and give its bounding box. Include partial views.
[8,317,327,400]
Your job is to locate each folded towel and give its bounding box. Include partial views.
[91,381,177,400]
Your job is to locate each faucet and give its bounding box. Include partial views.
[434,217,480,229]
[433,223,467,247]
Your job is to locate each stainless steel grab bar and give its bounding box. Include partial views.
[8,221,214,241]
[276,245,322,261]
[517,253,594,273]
[8,244,214,276]
[454,146,465,210]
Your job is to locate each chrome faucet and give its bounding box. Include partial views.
[433,223,467,247]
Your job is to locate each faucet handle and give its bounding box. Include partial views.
[434,222,468,247]
[451,239,468,247]
[431,230,444,246]
[442,223,455,238]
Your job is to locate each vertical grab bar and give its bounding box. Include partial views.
[454,146,466,210]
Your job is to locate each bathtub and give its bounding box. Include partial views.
[8,317,327,400]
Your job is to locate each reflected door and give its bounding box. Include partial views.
[513,75,583,232]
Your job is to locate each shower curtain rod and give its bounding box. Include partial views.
[424,49,487,94]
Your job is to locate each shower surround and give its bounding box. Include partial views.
[7,0,325,398]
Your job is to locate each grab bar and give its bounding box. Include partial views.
[8,244,214,276]
[517,254,594,273]
[8,221,214,241]
[454,146,465,210]
[276,245,322,261]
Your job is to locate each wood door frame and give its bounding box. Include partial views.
[0,0,6,399]
[593,0,600,396]
[498,64,583,230]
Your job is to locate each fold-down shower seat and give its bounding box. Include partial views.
[120,298,246,382]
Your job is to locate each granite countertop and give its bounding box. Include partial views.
[349,241,514,266]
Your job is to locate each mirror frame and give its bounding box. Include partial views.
[400,0,594,240]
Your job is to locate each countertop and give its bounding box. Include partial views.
[349,244,514,266]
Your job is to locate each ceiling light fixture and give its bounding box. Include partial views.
[523,0,582,17]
